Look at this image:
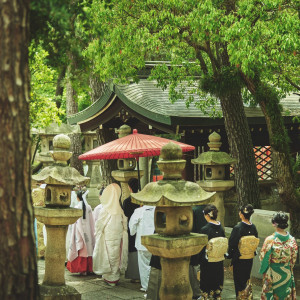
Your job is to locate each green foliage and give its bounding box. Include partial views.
[29,45,65,128]
[78,93,92,111]
[225,0,299,92]
[86,0,299,107]
[30,0,95,122]
[29,0,299,125]
[30,0,71,68]
[200,67,245,98]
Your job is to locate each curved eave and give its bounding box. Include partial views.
[68,86,115,126]
[113,85,172,126]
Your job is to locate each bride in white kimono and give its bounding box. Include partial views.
[93,183,128,286]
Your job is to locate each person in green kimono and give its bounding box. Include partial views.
[259,211,298,300]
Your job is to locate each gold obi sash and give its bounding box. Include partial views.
[206,237,228,262]
[238,235,259,259]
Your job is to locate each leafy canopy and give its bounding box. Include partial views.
[29,45,65,128]
[86,0,299,107]
[29,0,95,128]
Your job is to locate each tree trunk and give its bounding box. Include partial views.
[242,76,300,237]
[55,66,66,109]
[89,76,106,103]
[96,128,118,186]
[259,95,300,238]
[220,91,260,208]
[0,1,39,298]
[66,72,84,175]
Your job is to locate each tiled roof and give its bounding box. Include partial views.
[68,79,299,127]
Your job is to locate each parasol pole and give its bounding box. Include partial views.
[130,151,144,191]
[136,157,141,191]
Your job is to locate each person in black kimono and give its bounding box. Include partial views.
[227,204,258,299]
[199,204,226,300]
[122,178,140,282]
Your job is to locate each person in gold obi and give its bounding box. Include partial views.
[259,212,298,300]
[32,184,46,258]
[198,204,227,300]
[227,204,259,299]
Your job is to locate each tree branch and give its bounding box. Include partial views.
[205,40,220,72]
[183,35,208,74]
[240,71,256,95]
[284,75,300,91]
[195,49,208,75]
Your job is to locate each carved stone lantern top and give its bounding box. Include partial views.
[131,142,214,208]
[191,131,236,166]
[117,124,132,138]
[191,132,236,191]
[32,134,89,186]
[32,134,89,207]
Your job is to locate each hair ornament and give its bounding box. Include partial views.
[208,211,214,218]
[243,208,248,213]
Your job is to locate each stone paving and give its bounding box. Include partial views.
[37,259,286,300]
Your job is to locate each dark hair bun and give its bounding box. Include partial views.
[240,204,254,219]
[203,204,218,220]
[272,211,289,229]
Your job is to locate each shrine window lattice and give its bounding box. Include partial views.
[230,146,273,180]
[193,146,273,182]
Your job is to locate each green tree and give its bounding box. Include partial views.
[29,45,65,128]
[86,0,300,235]
[30,0,93,118]
[30,0,93,174]
[86,0,261,208]
[222,0,300,236]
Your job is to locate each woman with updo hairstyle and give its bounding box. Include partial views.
[227,204,259,299]
[198,204,227,300]
[260,211,298,299]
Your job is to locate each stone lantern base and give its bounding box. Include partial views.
[142,233,208,300]
[35,207,83,299]
[39,284,81,300]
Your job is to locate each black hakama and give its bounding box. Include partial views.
[199,222,226,299]
[227,221,258,298]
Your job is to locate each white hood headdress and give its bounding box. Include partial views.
[101,183,123,215]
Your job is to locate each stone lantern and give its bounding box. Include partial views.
[191,131,236,226]
[131,143,215,300]
[32,134,90,300]
[34,122,81,167]
[111,125,143,203]
[84,130,102,209]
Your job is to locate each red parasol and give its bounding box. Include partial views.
[79,129,195,190]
